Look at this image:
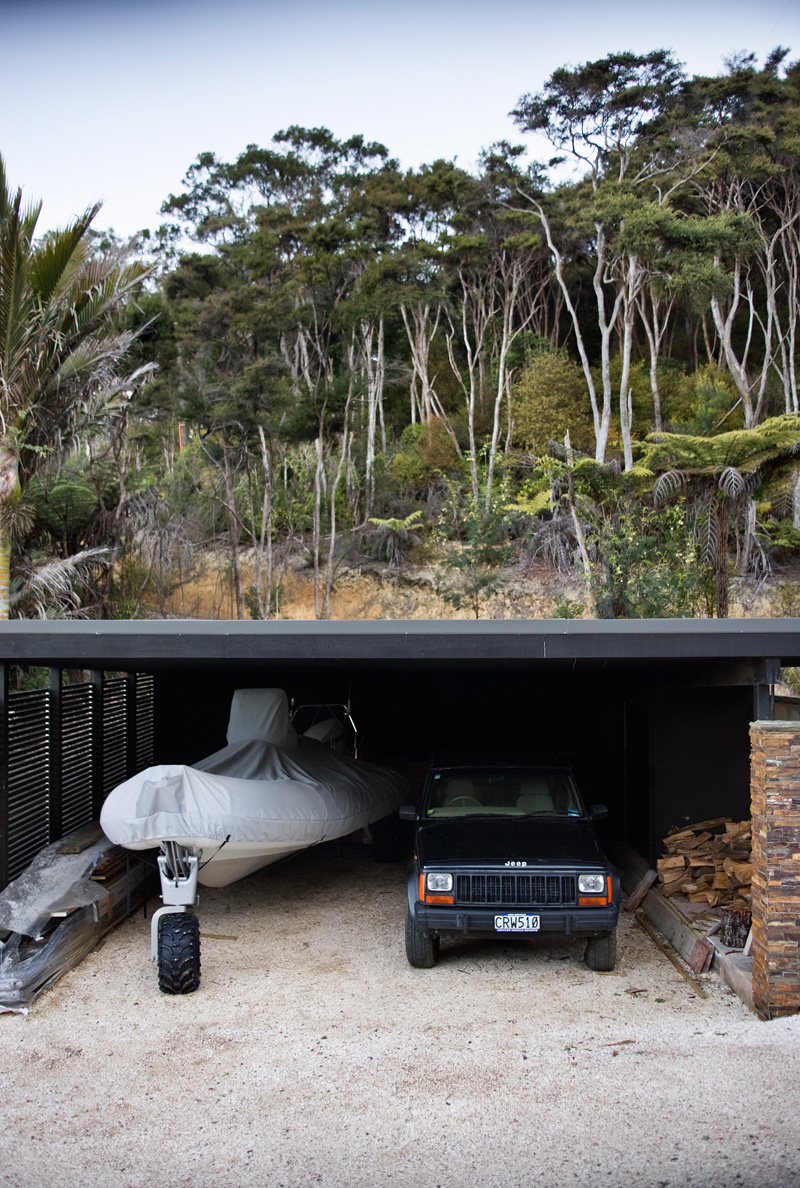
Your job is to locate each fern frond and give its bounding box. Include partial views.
[718,466,746,498]
[653,470,686,506]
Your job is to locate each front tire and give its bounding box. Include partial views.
[584,929,617,972]
[405,906,439,968]
[158,912,201,994]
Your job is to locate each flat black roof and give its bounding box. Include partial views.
[0,617,799,669]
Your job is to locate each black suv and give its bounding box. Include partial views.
[401,763,619,971]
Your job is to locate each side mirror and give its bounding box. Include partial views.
[590,804,609,822]
[399,804,417,822]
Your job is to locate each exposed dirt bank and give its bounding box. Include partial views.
[152,551,800,622]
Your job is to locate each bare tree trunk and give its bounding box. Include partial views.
[525,200,610,462]
[401,302,443,424]
[565,433,592,600]
[362,317,386,520]
[617,255,641,472]
[636,285,674,433]
[312,419,325,621]
[486,254,535,511]
[715,498,729,619]
[445,268,494,508]
[258,426,274,619]
[221,428,244,620]
[593,224,625,460]
[0,446,19,620]
[323,353,356,619]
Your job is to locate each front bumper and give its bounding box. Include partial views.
[413,902,618,938]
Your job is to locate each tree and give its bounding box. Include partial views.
[0,156,153,617]
[512,51,720,465]
[638,415,800,616]
[511,349,594,454]
[368,509,424,569]
[670,51,800,425]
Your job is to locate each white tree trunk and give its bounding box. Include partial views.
[527,201,608,462]
[445,269,494,508]
[485,254,535,510]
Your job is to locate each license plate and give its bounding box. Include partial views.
[494,913,540,933]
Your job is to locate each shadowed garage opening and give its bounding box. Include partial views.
[1,616,797,890]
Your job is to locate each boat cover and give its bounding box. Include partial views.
[100,689,407,851]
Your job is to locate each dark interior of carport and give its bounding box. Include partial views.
[154,656,759,864]
[5,619,794,872]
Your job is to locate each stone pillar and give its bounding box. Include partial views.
[750,721,800,1020]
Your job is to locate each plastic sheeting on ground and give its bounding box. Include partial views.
[0,834,154,1009]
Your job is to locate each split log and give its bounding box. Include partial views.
[720,905,752,948]
[624,868,658,913]
[657,855,686,872]
[723,859,753,885]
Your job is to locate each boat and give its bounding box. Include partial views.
[101,687,409,888]
[100,688,408,993]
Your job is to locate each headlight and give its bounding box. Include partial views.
[426,872,453,892]
[578,874,606,895]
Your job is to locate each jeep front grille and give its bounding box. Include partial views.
[455,873,577,906]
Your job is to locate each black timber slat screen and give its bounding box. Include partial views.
[61,683,94,836]
[0,672,154,890]
[7,689,50,880]
[103,678,128,796]
[136,674,154,770]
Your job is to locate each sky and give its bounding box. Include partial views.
[2,0,800,240]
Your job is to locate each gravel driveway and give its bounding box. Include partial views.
[1,843,799,1188]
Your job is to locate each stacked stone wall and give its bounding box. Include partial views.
[750,721,800,1020]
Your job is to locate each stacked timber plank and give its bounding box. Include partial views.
[656,817,752,909]
[0,831,157,1009]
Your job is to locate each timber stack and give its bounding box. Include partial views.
[656,817,752,909]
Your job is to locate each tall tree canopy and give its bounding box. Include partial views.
[0,156,153,617]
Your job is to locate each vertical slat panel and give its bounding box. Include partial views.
[61,682,94,835]
[136,674,154,770]
[91,670,104,819]
[103,677,128,796]
[125,673,137,779]
[0,664,8,891]
[0,669,156,892]
[48,668,63,843]
[7,688,50,880]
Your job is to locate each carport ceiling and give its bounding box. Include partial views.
[1,618,800,673]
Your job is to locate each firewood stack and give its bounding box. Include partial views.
[656,817,752,909]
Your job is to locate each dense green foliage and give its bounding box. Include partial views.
[4,48,800,619]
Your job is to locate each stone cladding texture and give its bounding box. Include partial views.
[750,721,800,1019]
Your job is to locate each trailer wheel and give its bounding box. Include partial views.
[584,929,617,972]
[158,912,201,994]
[405,906,439,968]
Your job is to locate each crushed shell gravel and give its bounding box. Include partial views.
[1,844,799,1188]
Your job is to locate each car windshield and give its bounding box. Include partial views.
[425,767,584,818]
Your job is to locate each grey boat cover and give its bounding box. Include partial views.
[100,689,407,850]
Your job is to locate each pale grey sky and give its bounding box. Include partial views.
[2,0,799,238]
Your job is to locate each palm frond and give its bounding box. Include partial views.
[10,547,109,619]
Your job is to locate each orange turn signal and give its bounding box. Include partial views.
[579,895,609,906]
[424,894,454,905]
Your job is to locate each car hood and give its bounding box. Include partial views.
[416,816,605,868]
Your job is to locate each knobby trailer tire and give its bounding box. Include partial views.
[158,912,201,994]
